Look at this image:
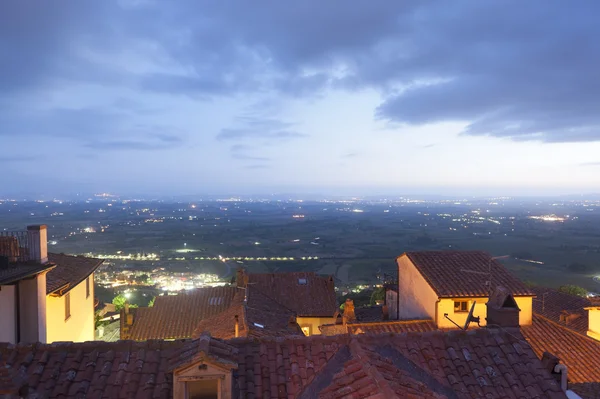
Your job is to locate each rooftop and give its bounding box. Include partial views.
[401,251,534,298]
[530,286,593,336]
[46,253,104,295]
[0,329,567,398]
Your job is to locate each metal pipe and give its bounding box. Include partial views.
[554,364,568,392]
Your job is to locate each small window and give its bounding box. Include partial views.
[65,292,71,320]
[454,301,469,313]
[186,379,218,399]
[301,325,311,336]
[298,278,307,285]
[86,277,90,298]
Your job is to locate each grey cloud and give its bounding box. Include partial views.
[343,153,359,158]
[420,144,435,149]
[229,144,270,162]
[0,155,39,163]
[246,164,270,170]
[580,162,600,166]
[4,1,600,142]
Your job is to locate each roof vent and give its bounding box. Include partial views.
[298,278,307,285]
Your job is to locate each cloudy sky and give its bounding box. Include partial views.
[2,1,600,197]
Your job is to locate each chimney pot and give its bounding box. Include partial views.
[27,225,48,264]
[343,299,356,325]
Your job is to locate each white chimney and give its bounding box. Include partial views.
[27,225,48,264]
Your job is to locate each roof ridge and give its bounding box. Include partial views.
[348,338,400,398]
[532,312,599,341]
[346,319,435,327]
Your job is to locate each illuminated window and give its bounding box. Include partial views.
[298,278,307,285]
[454,301,469,313]
[301,325,311,336]
[186,379,218,399]
[65,293,71,320]
[86,277,90,298]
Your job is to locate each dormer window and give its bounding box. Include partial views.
[298,278,307,285]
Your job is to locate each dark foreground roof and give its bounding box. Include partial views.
[401,251,534,298]
[0,262,55,285]
[46,253,104,295]
[0,329,566,399]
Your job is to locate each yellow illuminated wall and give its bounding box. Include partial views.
[587,307,600,341]
[297,316,335,336]
[46,272,95,343]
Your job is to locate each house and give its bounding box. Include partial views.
[530,286,600,341]
[0,327,569,398]
[0,225,103,344]
[396,251,534,328]
[122,270,336,340]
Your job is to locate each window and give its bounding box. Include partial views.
[86,277,90,298]
[454,301,469,313]
[186,379,218,399]
[301,325,311,336]
[65,292,71,320]
[298,278,307,285]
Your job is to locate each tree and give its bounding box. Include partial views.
[112,294,126,311]
[558,285,588,298]
[148,297,156,307]
[370,287,386,305]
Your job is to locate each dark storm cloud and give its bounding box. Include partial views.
[3,1,600,143]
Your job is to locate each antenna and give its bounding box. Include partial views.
[463,301,480,330]
[443,301,481,330]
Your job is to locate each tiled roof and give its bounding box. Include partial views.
[320,319,438,336]
[46,253,104,295]
[521,314,600,385]
[0,340,186,399]
[0,262,55,285]
[233,328,565,398]
[0,361,17,395]
[354,305,384,322]
[531,286,592,335]
[248,272,337,316]
[192,286,305,339]
[125,286,238,340]
[0,329,567,399]
[402,251,534,298]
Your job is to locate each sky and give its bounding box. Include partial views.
[2,1,600,198]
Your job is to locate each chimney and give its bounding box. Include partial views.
[382,305,389,321]
[234,315,239,338]
[342,299,356,325]
[27,225,48,264]
[236,268,247,288]
[585,305,600,341]
[541,352,567,392]
[486,286,520,328]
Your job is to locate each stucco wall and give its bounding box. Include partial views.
[588,308,600,341]
[296,316,335,336]
[18,273,46,343]
[515,296,532,326]
[436,298,488,329]
[0,285,16,343]
[397,255,438,320]
[46,273,95,343]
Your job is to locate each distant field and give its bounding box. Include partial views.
[2,199,600,292]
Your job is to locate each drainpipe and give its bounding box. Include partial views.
[234,315,239,338]
[554,364,568,392]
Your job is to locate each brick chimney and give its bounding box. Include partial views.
[236,268,247,288]
[486,286,520,328]
[342,299,356,325]
[27,225,48,264]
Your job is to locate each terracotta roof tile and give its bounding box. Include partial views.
[531,286,592,336]
[402,251,534,298]
[0,340,185,399]
[46,253,104,295]
[248,272,337,316]
[320,319,438,336]
[522,314,600,384]
[570,383,600,399]
[125,286,238,340]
